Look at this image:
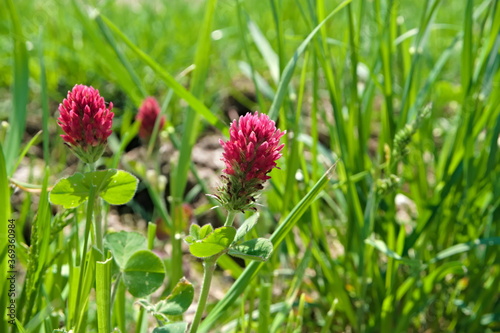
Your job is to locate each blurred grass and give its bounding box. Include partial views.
[0,144,10,333]
[1,0,499,332]
[3,0,29,176]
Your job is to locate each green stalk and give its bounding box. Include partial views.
[4,0,29,176]
[257,274,271,333]
[135,306,146,333]
[110,272,122,312]
[169,0,218,288]
[224,211,237,227]
[94,197,104,261]
[73,184,96,328]
[96,258,112,333]
[189,257,217,333]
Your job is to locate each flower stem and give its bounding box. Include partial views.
[224,210,237,227]
[189,258,217,333]
[87,162,105,261]
[94,196,104,261]
[73,183,96,327]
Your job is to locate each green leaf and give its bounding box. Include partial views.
[185,223,218,245]
[234,213,260,243]
[190,224,200,239]
[189,226,236,258]
[198,224,214,240]
[123,250,165,297]
[228,238,273,262]
[104,231,147,269]
[49,173,88,208]
[152,322,188,333]
[136,299,155,313]
[49,170,138,208]
[156,277,194,316]
[99,170,138,205]
[184,235,196,245]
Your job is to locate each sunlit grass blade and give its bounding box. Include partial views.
[270,246,312,331]
[4,0,29,176]
[37,30,50,165]
[70,0,143,105]
[11,131,42,176]
[95,15,148,98]
[247,19,280,85]
[257,273,271,333]
[236,2,267,111]
[405,35,460,121]
[268,0,352,121]
[22,166,51,323]
[398,0,442,127]
[320,298,338,333]
[429,237,500,264]
[373,0,396,147]
[169,0,218,288]
[282,51,309,213]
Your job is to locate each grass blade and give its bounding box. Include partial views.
[429,238,500,264]
[268,0,352,121]
[98,13,227,132]
[95,15,148,98]
[37,29,50,165]
[4,0,29,176]
[169,0,218,287]
[247,19,280,84]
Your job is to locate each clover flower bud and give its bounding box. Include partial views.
[136,97,165,140]
[57,84,114,164]
[213,111,285,212]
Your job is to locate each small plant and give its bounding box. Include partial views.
[185,111,285,333]
[48,85,175,332]
[136,96,166,141]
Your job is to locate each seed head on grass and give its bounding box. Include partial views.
[57,84,114,164]
[212,111,285,212]
[136,96,165,140]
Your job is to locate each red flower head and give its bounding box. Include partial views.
[214,111,285,212]
[136,97,165,140]
[57,84,114,163]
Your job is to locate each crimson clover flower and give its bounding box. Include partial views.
[57,84,114,164]
[213,111,285,212]
[136,97,165,140]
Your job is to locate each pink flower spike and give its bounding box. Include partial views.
[57,84,114,164]
[214,111,285,212]
[136,97,165,140]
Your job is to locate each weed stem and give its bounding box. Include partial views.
[189,258,217,333]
